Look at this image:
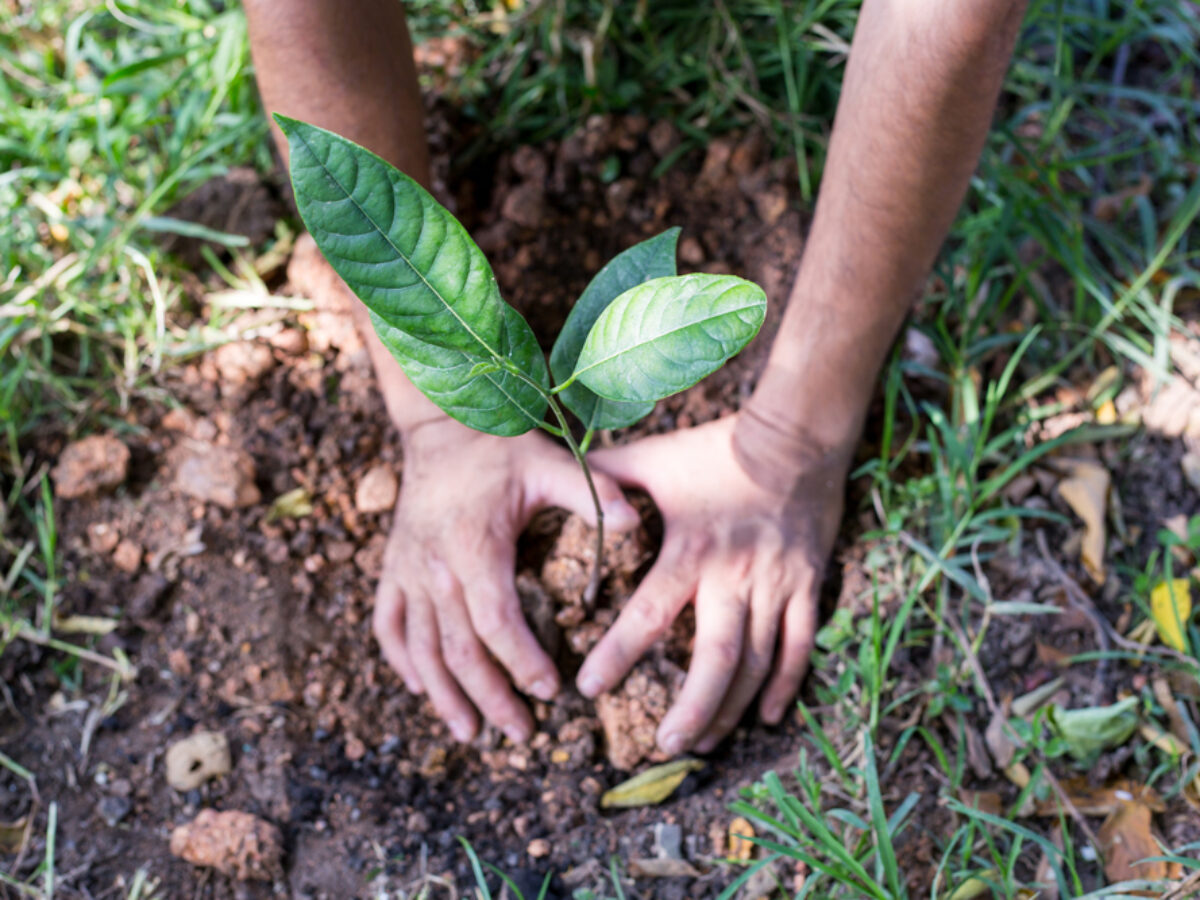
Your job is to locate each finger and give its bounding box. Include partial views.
[373,574,423,695]
[530,451,640,532]
[460,552,560,702]
[575,544,697,698]
[433,564,536,744]
[694,576,788,753]
[406,589,479,742]
[656,569,747,756]
[758,573,820,724]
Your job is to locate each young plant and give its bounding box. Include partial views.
[277,116,767,601]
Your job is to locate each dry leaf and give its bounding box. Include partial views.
[267,487,313,522]
[629,858,701,878]
[0,816,29,854]
[1034,777,1164,817]
[1056,459,1111,584]
[957,789,1004,817]
[51,613,118,635]
[1139,722,1187,756]
[948,870,998,900]
[1095,399,1118,425]
[600,759,704,809]
[1150,578,1192,652]
[1098,801,1169,885]
[728,816,756,862]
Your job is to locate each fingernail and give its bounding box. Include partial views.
[449,718,473,742]
[504,724,529,744]
[530,679,556,701]
[660,732,686,756]
[577,672,602,698]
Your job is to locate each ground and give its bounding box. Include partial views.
[3,5,1200,900]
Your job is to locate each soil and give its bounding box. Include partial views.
[4,78,1200,900]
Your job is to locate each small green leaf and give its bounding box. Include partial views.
[371,306,548,436]
[600,758,704,809]
[277,115,507,358]
[572,273,766,404]
[1049,696,1139,762]
[267,487,314,522]
[550,228,679,430]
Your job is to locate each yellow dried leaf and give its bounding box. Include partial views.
[52,613,118,635]
[1139,722,1187,757]
[1150,578,1191,651]
[947,870,997,900]
[600,759,704,809]
[1056,459,1111,584]
[0,817,28,854]
[728,816,755,862]
[1095,400,1118,425]
[267,487,314,522]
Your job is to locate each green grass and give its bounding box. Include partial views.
[3,0,1200,897]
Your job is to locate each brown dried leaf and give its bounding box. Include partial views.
[1098,801,1168,885]
[629,858,702,878]
[1056,458,1111,584]
[1034,777,1164,818]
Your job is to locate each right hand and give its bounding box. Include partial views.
[372,416,639,744]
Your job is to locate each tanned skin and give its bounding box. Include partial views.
[245,0,1027,753]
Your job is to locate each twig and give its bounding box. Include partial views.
[1162,868,1200,900]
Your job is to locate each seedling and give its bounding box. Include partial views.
[277,116,767,601]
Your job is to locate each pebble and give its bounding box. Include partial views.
[174,442,261,509]
[169,809,283,881]
[112,539,142,574]
[51,433,130,500]
[96,794,131,827]
[527,838,551,859]
[354,464,399,515]
[165,731,231,791]
[86,522,121,554]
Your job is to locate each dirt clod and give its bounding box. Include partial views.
[112,539,142,574]
[169,809,283,881]
[165,731,232,791]
[595,660,685,771]
[354,464,399,514]
[52,433,130,499]
[173,441,261,508]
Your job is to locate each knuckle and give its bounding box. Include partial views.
[712,639,742,670]
[440,635,480,673]
[473,597,519,643]
[742,653,772,682]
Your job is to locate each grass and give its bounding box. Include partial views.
[2,0,1199,897]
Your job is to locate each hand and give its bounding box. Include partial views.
[372,417,639,744]
[577,414,849,754]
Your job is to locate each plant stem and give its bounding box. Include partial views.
[545,395,605,607]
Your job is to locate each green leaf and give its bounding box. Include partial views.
[572,274,766,403]
[1049,696,1139,762]
[550,228,679,429]
[277,115,506,358]
[371,306,548,436]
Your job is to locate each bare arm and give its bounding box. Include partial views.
[583,0,1027,754]
[738,0,1027,472]
[244,1,639,744]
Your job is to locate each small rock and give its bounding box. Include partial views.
[355,534,387,579]
[161,407,196,433]
[112,539,142,574]
[52,434,130,500]
[268,327,308,355]
[698,138,734,184]
[174,442,261,509]
[165,731,232,791]
[344,733,366,761]
[406,811,429,833]
[96,795,132,827]
[527,838,551,859]
[354,464,398,515]
[127,573,171,620]
[168,648,192,677]
[87,522,121,555]
[753,184,788,226]
[169,809,283,881]
[511,145,549,182]
[648,120,680,159]
[605,178,636,220]
[653,823,683,860]
[678,237,705,266]
[501,183,546,229]
[212,341,273,390]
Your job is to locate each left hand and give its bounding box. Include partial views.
[576,414,849,754]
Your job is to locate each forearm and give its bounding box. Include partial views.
[245,0,446,432]
[738,0,1026,480]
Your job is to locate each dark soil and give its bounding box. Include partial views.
[4,77,1199,900]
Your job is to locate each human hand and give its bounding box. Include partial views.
[576,414,850,754]
[372,416,639,744]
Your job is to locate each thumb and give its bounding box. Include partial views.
[529,452,640,532]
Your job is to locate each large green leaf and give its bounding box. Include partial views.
[571,274,767,403]
[549,228,679,430]
[277,115,505,358]
[370,306,549,436]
